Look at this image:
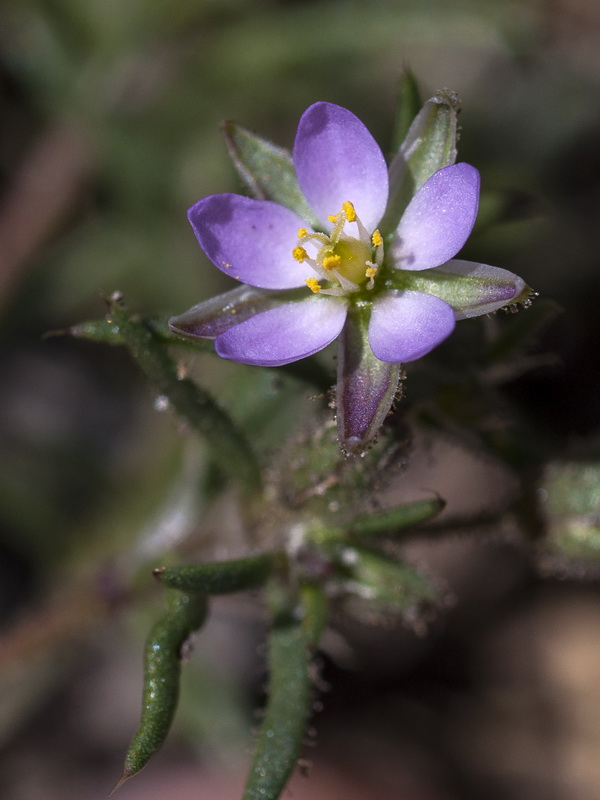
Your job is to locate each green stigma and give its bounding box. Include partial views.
[330,238,372,285]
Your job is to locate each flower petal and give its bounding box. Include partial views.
[389,163,480,271]
[169,285,297,339]
[293,102,388,232]
[215,296,348,366]
[188,194,308,290]
[368,290,455,362]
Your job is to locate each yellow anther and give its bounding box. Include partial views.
[327,214,337,224]
[293,246,308,262]
[305,278,322,293]
[371,229,383,247]
[297,227,308,238]
[322,254,342,271]
[365,266,378,279]
[342,201,357,222]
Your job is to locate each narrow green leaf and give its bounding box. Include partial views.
[154,553,281,595]
[69,315,214,352]
[222,122,318,226]
[336,303,401,452]
[114,591,208,792]
[69,317,125,345]
[345,546,439,614]
[390,70,422,152]
[381,89,460,234]
[108,299,262,494]
[299,583,328,648]
[350,497,445,537]
[243,615,312,800]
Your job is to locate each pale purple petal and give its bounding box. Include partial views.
[215,296,348,366]
[293,102,388,232]
[188,194,309,290]
[169,285,289,339]
[368,290,455,362]
[431,259,528,319]
[389,163,480,271]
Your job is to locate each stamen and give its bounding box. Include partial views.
[342,201,357,222]
[365,263,378,290]
[331,270,360,292]
[293,246,308,262]
[300,231,329,246]
[318,285,346,297]
[330,215,346,243]
[305,277,322,294]
[322,254,342,271]
[294,201,383,296]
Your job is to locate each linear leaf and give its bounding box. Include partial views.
[154,553,281,594]
[243,615,312,800]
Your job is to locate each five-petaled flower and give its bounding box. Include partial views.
[171,101,529,448]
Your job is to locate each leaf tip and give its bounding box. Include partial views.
[109,769,132,796]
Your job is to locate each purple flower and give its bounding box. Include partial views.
[171,102,528,447]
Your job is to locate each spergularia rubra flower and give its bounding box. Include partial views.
[170,101,529,449]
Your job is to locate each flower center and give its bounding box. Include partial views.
[327,238,372,285]
[292,201,384,296]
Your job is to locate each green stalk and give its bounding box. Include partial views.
[108,300,262,495]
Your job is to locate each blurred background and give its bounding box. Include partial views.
[1,0,600,798]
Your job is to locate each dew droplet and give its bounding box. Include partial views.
[154,395,170,412]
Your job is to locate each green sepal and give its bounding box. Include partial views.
[115,591,208,791]
[107,299,262,494]
[222,122,318,226]
[385,261,530,319]
[390,70,422,152]
[381,89,460,235]
[336,302,401,452]
[350,496,445,538]
[154,553,281,595]
[243,611,312,800]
